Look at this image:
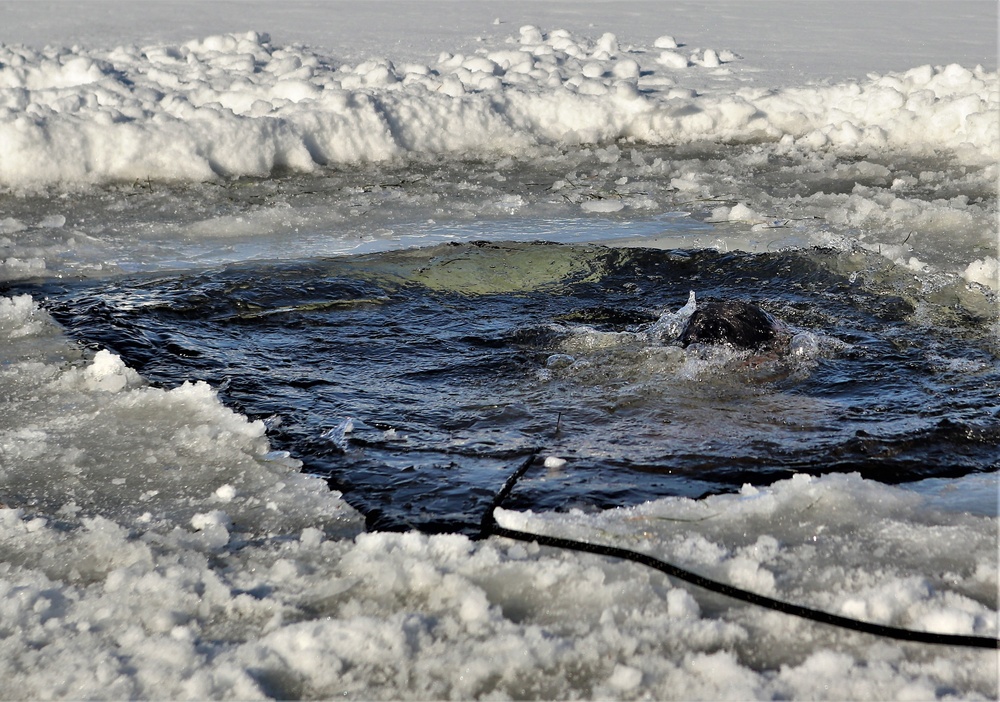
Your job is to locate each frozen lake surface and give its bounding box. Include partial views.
[0,2,997,699]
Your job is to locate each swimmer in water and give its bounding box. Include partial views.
[678,299,781,350]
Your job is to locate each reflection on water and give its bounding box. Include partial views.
[35,242,1000,533]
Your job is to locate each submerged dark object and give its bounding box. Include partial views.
[679,300,778,349]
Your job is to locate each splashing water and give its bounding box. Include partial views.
[34,242,1000,533]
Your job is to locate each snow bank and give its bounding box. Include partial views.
[0,297,359,534]
[1,28,996,188]
[0,25,994,294]
[1,295,996,699]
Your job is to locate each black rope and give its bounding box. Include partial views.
[479,452,1000,650]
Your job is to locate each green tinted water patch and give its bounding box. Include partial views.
[334,241,628,295]
[32,243,1000,533]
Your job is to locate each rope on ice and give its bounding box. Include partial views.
[478,451,1000,650]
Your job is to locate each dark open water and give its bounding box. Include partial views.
[29,241,1000,534]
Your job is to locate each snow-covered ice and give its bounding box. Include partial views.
[0,2,996,292]
[1,1,997,699]
[0,21,995,185]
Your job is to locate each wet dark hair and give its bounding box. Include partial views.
[679,300,777,349]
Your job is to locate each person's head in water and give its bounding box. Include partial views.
[679,300,777,350]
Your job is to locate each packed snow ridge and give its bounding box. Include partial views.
[0,27,996,188]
